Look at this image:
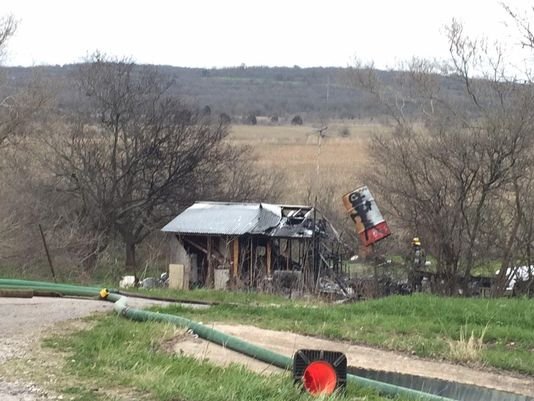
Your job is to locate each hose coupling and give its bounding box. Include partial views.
[99,288,110,299]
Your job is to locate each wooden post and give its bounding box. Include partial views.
[233,239,239,279]
[266,241,272,276]
[38,224,57,283]
[289,239,292,270]
[249,238,253,287]
[207,237,214,288]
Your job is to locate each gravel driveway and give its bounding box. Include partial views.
[0,296,169,400]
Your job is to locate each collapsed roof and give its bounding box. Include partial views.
[161,201,316,238]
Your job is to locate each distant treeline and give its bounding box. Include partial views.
[0,64,473,123]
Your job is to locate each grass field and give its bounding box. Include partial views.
[44,315,411,401]
[228,122,387,204]
[153,293,534,375]
[229,121,388,143]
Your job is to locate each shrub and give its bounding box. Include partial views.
[291,115,303,125]
[339,126,351,137]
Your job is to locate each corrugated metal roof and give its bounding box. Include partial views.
[161,202,282,236]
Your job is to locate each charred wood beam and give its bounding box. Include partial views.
[183,237,225,263]
[207,237,214,288]
[250,238,253,287]
[232,238,239,278]
[319,253,331,269]
[319,252,350,297]
[266,241,272,276]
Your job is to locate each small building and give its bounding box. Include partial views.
[162,201,343,291]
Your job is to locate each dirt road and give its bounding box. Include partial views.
[0,296,169,400]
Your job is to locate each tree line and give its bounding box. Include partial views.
[1,63,481,125]
[353,13,534,295]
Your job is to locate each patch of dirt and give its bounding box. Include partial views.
[170,323,534,397]
[168,328,283,375]
[0,296,170,400]
[0,380,54,401]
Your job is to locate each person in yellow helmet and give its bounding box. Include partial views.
[409,237,425,292]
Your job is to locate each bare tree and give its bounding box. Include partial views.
[0,15,49,149]
[217,147,282,202]
[44,54,261,274]
[0,15,18,147]
[349,21,534,294]
[0,81,51,148]
[0,15,79,273]
[0,15,16,61]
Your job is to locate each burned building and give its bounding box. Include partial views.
[162,201,344,292]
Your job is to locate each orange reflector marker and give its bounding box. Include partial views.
[302,360,338,395]
[293,349,347,396]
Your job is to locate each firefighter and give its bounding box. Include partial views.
[410,237,425,292]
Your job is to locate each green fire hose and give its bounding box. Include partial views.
[0,278,455,401]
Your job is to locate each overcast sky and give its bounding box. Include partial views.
[2,0,533,69]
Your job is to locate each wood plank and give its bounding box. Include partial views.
[250,238,253,287]
[183,237,224,262]
[266,241,272,276]
[233,239,239,278]
[207,237,214,288]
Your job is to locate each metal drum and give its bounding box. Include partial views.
[342,186,391,246]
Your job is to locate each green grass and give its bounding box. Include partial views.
[154,294,534,375]
[132,287,314,306]
[0,264,58,281]
[45,315,411,401]
[0,263,132,288]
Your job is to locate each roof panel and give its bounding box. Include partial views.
[161,202,282,235]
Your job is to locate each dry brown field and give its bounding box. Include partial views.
[228,121,390,205]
